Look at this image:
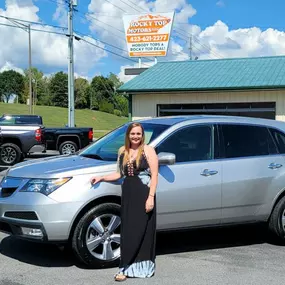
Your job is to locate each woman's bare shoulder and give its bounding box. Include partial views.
[143,144,156,156]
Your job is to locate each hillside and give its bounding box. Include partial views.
[0,103,128,138]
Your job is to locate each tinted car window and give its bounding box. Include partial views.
[269,128,285,154]
[80,123,169,161]
[156,125,212,163]
[15,116,42,124]
[0,116,15,124]
[221,124,277,158]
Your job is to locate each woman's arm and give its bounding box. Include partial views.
[146,145,159,197]
[144,145,159,212]
[90,146,124,184]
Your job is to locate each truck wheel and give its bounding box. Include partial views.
[269,196,285,241]
[59,141,78,155]
[0,143,22,166]
[71,203,121,269]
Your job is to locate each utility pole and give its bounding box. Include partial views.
[189,34,193,60]
[67,0,76,127]
[28,24,32,114]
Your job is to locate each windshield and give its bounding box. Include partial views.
[79,122,169,161]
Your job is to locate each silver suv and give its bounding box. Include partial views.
[1,115,285,268]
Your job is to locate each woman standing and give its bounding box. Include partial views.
[91,122,159,282]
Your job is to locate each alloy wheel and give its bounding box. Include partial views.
[1,147,17,164]
[85,214,121,261]
[61,143,76,155]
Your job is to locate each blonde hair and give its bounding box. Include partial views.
[123,122,145,167]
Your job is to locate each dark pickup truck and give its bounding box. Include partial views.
[0,114,94,157]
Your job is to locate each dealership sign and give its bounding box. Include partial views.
[122,12,174,57]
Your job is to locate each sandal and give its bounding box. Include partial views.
[114,273,127,282]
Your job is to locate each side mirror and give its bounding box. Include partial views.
[158,152,176,166]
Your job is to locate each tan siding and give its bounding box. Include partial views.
[132,90,285,121]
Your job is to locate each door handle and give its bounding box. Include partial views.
[200,169,218,176]
[268,163,283,169]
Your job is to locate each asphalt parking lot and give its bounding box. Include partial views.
[1,225,285,285]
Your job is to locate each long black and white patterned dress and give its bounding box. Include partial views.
[117,150,156,278]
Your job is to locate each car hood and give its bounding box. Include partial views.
[7,155,116,178]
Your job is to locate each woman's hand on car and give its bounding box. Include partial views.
[90,176,103,185]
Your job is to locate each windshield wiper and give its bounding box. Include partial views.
[80,154,104,160]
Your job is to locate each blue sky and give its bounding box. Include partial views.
[0,0,285,81]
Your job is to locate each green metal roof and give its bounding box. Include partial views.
[118,56,285,93]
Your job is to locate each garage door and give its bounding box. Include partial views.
[157,102,276,120]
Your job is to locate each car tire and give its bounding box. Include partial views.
[0,143,22,166]
[58,141,78,155]
[71,203,121,269]
[269,196,285,241]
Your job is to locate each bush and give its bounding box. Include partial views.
[114,109,122,117]
[99,99,114,114]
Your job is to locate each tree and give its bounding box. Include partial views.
[108,72,123,90]
[23,67,50,105]
[39,76,53,106]
[86,85,99,110]
[114,94,128,117]
[0,70,24,103]
[90,75,115,103]
[74,78,89,109]
[49,71,68,107]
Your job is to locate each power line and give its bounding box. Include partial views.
[79,37,152,67]
[74,10,157,62]
[74,30,155,63]
[0,15,67,30]
[0,22,67,36]
[104,0,127,13]
[77,10,125,34]
[117,0,142,13]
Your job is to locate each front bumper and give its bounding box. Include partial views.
[0,192,83,242]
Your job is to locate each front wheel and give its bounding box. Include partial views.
[71,203,121,268]
[268,196,285,241]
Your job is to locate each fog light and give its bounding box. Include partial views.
[21,227,43,237]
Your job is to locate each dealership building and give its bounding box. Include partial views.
[119,56,285,121]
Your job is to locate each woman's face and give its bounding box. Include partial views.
[129,126,143,147]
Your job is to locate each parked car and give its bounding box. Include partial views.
[1,115,285,269]
[0,114,93,155]
[0,124,45,166]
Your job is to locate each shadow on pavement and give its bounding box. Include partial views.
[0,236,75,268]
[0,224,283,269]
[156,224,279,256]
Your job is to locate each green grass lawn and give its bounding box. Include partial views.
[0,103,128,138]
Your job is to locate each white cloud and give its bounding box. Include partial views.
[0,0,107,77]
[0,61,24,74]
[196,20,285,59]
[216,1,225,7]
[52,0,67,26]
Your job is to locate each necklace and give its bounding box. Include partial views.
[129,149,139,162]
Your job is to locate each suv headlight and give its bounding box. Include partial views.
[20,178,72,196]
